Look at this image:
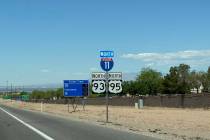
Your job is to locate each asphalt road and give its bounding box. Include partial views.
[0,104,159,140]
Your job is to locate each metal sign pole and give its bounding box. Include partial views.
[106,71,109,123]
[100,51,114,123]
[68,98,70,113]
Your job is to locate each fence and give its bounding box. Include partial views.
[27,93,210,108]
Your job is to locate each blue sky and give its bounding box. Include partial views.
[0,0,210,85]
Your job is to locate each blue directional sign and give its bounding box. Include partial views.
[100,51,114,58]
[100,58,114,72]
[63,80,89,97]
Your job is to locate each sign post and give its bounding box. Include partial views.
[92,51,122,123]
[100,51,114,123]
[105,71,109,123]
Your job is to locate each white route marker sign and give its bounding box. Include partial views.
[92,72,106,80]
[92,72,122,94]
[92,72,122,80]
[92,80,106,93]
[109,80,122,94]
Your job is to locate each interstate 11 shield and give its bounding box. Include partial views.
[100,58,114,72]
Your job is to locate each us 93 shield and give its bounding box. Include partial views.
[92,80,106,93]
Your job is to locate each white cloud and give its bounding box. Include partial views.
[40,69,50,73]
[122,50,210,69]
[122,50,210,61]
[145,63,155,67]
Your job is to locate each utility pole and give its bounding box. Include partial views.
[15,86,17,93]
[11,83,13,94]
[6,81,8,95]
[22,85,24,92]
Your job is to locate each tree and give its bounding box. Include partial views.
[177,64,191,94]
[122,81,140,96]
[55,88,64,99]
[189,71,202,94]
[136,68,162,95]
[207,67,210,92]
[30,90,44,99]
[43,90,54,99]
[162,64,191,94]
[162,66,179,94]
[201,67,210,92]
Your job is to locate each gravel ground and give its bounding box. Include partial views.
[1,99,210,140]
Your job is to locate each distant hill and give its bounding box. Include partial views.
[0,83,62,93]
[0,73,137,94]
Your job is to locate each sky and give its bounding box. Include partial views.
[0,0,210,85]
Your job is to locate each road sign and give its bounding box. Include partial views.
[92,72,106,80]
[91,72,122,94]
[109,80,122,93]
[98,50,116,123]
[63,80,89,97]
[108,72,122,80]
[92,72,122,80]
[92,80,106,93]
[100,58,114,72]
[100,51,114,58]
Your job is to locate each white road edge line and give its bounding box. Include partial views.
[0,107,54,140]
